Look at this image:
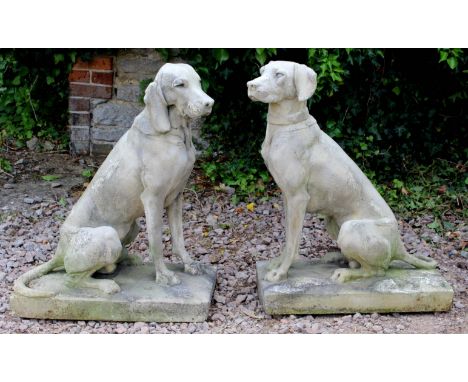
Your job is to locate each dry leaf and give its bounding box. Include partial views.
[246,202,255,212]
[438,185,447,194]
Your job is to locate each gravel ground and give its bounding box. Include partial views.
[0,151,467,333]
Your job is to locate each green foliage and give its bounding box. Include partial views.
[41,174,61,181]
[81,168,94,179]
[438,48,464,70]
[161,48,467,206]
[201,155,270,202]
[367,159,467,223]
[0,157,12,172]
[138,78,153,105]
[0,49,80,145]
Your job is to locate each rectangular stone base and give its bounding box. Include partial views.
[10,264,216,322]
[256,259,453,315]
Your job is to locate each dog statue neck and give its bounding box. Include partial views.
[267,100,310,125]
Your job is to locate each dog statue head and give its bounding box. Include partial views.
[247,61,317,104]
[140,63,214,135]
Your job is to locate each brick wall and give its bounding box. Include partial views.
[68,56,114,154]
[68,50,170,156]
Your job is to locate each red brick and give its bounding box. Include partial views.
[89,57,113,70]
[68,70,90,83]
[69,97,90,112]
[73,58,90,70]
[91,71,113,85]
[73,56,113,71]
[70,84,112,99]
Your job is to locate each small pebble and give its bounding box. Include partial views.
[214,294,226,304]
[305,323,321,334]
[211,313,225,322]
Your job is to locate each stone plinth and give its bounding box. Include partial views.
[256,258,453,315]
[10,264,216,322]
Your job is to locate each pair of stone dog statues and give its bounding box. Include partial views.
[13,61,443,318]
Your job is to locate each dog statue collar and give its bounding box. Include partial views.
[267,109,310,125]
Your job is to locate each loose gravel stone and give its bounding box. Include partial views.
[0,152,466,334]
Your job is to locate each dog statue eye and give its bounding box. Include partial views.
[173,80,185,88]
[275,72,285,79]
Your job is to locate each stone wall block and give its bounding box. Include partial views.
[92,101,142,128]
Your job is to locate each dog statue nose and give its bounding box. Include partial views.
[205,99,214,108]
[247,81,255,89]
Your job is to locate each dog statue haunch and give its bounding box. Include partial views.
[247,60,437,283]
[15,63,214,297]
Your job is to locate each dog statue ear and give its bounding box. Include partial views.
[142,80,171,134]
[294,63,317,102]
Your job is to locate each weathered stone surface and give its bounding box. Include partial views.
[91,126,128,142]
[70,126,90,141]
[90,140,114,156]
[256,258,454,315]
[116,50,164,81]
[11,263,217,322]
[70,126,90,154]
[115,84,141,103]
[26,136,39,151]
[92,101,142,128]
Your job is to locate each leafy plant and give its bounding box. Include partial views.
[81,168,94,179]
[0,157,12,172]
[0,49,79,146]
[41,174,61,181]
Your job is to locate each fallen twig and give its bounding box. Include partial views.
[0,168,14,178]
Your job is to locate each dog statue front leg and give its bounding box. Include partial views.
[141,189,180,286]
[167,193,204,275]
[265,191,309,282]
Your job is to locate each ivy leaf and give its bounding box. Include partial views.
[255,48,266,65]
[54,53,64,64]
[447,57,458,69]
[392,86,401,96]
[213,49,229,64]
[439,50,448,62]
[46,76,54,85]
[12,76,21,85]
[427,221,440,230]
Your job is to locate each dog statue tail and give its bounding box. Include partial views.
[14,256,63,297]
[394,248,437,269]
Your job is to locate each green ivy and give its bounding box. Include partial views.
[0,49,79,146]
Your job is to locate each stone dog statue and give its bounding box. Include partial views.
[247,60,437,283]
[15,63,214,297]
